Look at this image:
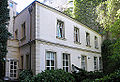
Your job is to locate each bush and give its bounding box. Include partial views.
[0,79,3,82]
[19,69,33,82]
[72,69,104,82]
[95,69,120,82]
[32,69,75,82]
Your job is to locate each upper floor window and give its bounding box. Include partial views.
[95,36,98,49]
[94,57,98,71]
[56,20,65,38]
[81,55,87,70]
[74,27,80,43]
[15,29,18,40]
[46,51,56,70]
[86,32,90,46]
[63,53,70,72]
[21,22,26,39]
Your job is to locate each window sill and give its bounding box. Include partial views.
[20,36,26,41]
[86,45,91,47]
[74,41,81,45]
[56,36,66,41]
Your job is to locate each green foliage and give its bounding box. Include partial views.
[63,7,73,17]
[96,0,120,31]
[0,79,3,82]
[0,0,10,78]
[110,19,120,38]
[73,0,103,31]
[72,69,104,82]
[95,69,120,82]
[31,69,75,82]
[19,69,33,82]
[101,39,120,74]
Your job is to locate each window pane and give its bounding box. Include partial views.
[46,60,50,66]
[14,74,16,77]
[14,62,17,65]
[51,60,54,66]
[10,65,13,69]
[47,67,50,70]
[66,61,68,66]
[66,67,68,72]
[51,67,54,70]
[46,53,50,60]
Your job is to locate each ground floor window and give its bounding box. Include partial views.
[99,57,102,70]
[94,57,98,71]
[63,53,70,72]
[9,60,18,79]
[46,51,56,70]
[81,55,87,70]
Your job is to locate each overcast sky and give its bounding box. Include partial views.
[13,0,44,12]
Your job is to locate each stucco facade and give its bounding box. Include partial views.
[6,1,102,79]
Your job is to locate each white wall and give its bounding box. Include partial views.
[36,3,102,54]
[35,41,101,74]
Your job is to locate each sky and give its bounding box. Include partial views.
[12,0,44,13]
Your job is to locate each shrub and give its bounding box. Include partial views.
[19,69,33,82]
[95,69,120,82]
[0,79,3,82]
[72,69,104,82]
[32,69,75,82]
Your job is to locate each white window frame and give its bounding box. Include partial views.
[63,53,70,72]
[81,55,87,70]
[95,36,98,49]
[74,27,80,42]
[46,51,56,70]
[99,57,102,70]
[86,32,90,46]
[9,59,18,79]
[94,57,98,71]
[56,20,65,38]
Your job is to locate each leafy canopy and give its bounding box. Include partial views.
[96,0,120,31]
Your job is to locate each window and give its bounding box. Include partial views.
[63,53,70,72]
[94,57,98,71]
[95,36,98,49]
[21,22,26,38]
[26,55,29,69]
[9,60,17,79]
[21,56,23,69]
[15,30,18,39]
[46,51,56,70]
[74,27,80,42]
[99,57,102,70]
[81,56,87,70]
[86,32,90,46]
[56,20,65,38]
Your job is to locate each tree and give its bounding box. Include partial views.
[0,0,10,78]
[96,0,120,38]
[73,0,103,32]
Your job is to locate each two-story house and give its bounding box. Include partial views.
[5,1,102,79]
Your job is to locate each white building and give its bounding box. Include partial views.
[5,1,102,80]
